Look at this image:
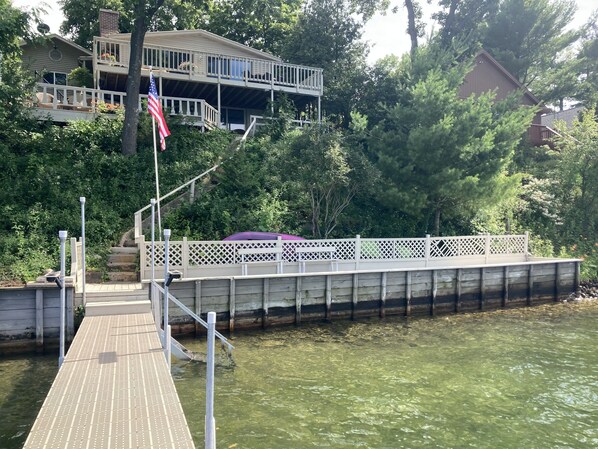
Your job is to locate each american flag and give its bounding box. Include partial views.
[148,73,170,151]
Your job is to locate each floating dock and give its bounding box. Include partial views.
[23,312,194,448]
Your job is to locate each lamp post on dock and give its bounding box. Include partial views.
[163,229,171,368]
[80,197,86,306]
[205,311,216,449]
[58,230,67,368]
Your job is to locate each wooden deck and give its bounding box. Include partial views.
[23,312,194,448]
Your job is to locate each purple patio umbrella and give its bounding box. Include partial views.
[223,231,305,241]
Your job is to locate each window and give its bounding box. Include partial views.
[220,108,245,131]
[42,72,67,85]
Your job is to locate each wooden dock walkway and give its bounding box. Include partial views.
[24,311,195,448]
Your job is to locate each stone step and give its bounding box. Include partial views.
[110,246,138,254]
[108,253,137,264]
[85,300,151,316]
[106,272,139,282]
[107,261,137,271]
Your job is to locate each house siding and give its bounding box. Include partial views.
[459,53,536,106]
[22,40,85,76]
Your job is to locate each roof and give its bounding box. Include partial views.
[475,49,541,106]
[111,29,282,62]
[21,34,92,56]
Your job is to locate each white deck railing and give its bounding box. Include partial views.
[33,83,219,128]
[94,37,323,95]
[139,234,530,280]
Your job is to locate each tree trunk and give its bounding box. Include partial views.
[121,0,165,155]
[440,0,459,47]
[404,0,418,58]
[434,207,441,236]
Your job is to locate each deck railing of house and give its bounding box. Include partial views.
[94,37,324,95]
[33,83,219,128]
[138,234,530,280]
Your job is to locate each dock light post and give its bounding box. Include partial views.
[58,230,67,368]
[151,199,157,326]
[80,197,86,306]
[163,229,170,348]
[205,311,216,449]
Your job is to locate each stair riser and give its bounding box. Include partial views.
[106,272,139,282]
[108,254,137,264]
[86,296,149,303]
[86,301,151,316]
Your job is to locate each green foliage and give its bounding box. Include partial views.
[67,67,94,88]
[369,52,535,235]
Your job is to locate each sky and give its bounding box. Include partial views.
[12,0,598,64]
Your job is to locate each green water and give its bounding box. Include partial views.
[174,302,598,449]
[0,303,596,449]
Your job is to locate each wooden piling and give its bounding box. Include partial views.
[229,278,236,332]
[352,274,359,320]
[456,268,462,313]
[35,289,44,351]
[380,272,387,318]
[295,277,302,325]
[262,278,269,328]
[405,271,412,317]
[325,275,332,321]
[431,270,437,316]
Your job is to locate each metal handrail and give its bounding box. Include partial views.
[133,117,258,239]
[152,281,234,351]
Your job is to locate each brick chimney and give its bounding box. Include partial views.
[99,9,119,37]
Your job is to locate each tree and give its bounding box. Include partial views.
[206,0,302,56]
[548,110,598,244]
[282,0,369,126]
[280,126,375,238]
[481,0,578,87]
[369,50,536,235]
[120,0,170,156]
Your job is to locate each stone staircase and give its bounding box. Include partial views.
[106,247,139,282]
[85,283,151,316]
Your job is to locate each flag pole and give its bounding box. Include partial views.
[150,69,162,241]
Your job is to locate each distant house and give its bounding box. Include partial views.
[459,50,553,146]
[22,9,323,131]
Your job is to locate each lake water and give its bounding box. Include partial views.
[1,301,597,448]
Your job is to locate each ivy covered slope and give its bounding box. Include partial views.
[0,111,234,283]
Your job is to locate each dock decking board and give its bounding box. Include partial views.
[24,313,194,449]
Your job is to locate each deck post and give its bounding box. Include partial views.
[485,233,491,264]
[355,235,361,270]
[205,311,217,449]
[425,234,431,267]
[575,261,581,296]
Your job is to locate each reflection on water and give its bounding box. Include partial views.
[0,354,57,449]
[0,302,596,449]
[175,302,598,449]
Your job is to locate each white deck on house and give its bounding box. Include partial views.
[23,312,194,449]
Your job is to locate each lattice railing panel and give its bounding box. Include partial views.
[361,239,426,260]
[490,235,527,255]
[430,237,486,258]
[188,242,237,266]
[143,234,528,270]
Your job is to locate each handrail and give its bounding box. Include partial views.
[133,117,257,239]
[153,281,234,351]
